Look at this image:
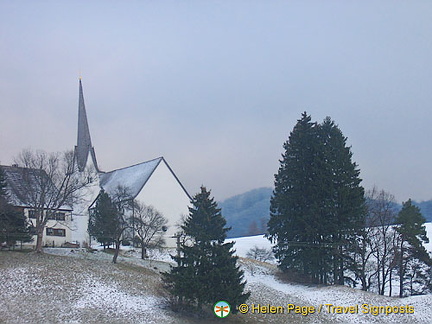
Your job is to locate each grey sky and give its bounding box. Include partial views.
[1,1,431,202]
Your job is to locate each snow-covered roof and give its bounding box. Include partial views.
[99,157,163,199]
[1,165,72,211]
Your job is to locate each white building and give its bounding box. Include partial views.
[71,79,191,247]
[1,165,74,248]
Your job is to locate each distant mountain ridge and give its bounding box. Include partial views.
[219,187,272,238]
[414,200,432,222]
[220,187,432,239]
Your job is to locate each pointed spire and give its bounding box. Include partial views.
[74,79,99,172]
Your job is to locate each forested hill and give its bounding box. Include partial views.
[219,187,272,238]
[220,187,432,239]
[415,200,432,222]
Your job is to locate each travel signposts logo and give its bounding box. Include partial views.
[214,301,231,318]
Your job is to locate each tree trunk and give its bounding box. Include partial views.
[399,240,404,298]
[35,227,44,253]
[113,240,120,264]
[410,274,414,296]
[389,270,392,296]
[141,242,147,260]
[338,246,344,285]
[376,255,381,294]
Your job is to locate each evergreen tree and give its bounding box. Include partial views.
[267,112,365,284]
[319,117,365,284]
[395,199,431,297]
[163,186,250,314]
[89,187,133,263]
[88,190,119,249]
[267,112,321,281]
[0,167,33,246]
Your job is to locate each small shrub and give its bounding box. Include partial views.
[246,245,273,262]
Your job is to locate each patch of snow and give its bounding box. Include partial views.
[75,274,161,315]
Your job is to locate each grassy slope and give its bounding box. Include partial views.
[0,251,234,324]
[1,250,431,324]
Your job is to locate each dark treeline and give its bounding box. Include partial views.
[266,112,432,297]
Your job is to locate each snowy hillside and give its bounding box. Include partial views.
[228,223,432,258]
[230,222,432,259]
[1,223,431,323]
[227,223,432,323]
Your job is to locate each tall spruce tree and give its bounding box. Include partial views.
[163,186,250,314]
[267,112,365,284]
[395,199,431,297]
[319,117,365,284]
[267,112,322,282]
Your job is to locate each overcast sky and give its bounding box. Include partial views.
[1,1,432,202]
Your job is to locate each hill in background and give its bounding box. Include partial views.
[220,187,432,239]
[219,187,272,238]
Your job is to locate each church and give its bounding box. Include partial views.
[71,79,191,248]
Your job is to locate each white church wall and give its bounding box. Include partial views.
[71,164,101,247]
[135,160,190,248]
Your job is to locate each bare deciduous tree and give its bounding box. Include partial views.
[110,185,134,264]
[246,245,273,262]
[14,149,93,253]
[131,202,167,259]
[349,224,377,291]
[366,187,398,295]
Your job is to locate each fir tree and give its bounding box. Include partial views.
[267,112,365,284]
[267,112,320,281]
[89,188,132,263]
[395,199,431,297]
[319,117,365,284]
[88,190,119,249]
[163,186,250,314]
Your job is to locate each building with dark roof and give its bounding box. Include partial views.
[1,165,73,247]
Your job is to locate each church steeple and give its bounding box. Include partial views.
[74,78,100,172]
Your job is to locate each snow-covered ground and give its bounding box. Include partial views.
[423,222,432,253]
[0,251,182,324]
[228,222,432,323]
[1,223,431,323]
[228,234,274,258]
[241,261,432,323]
[231,222,432,260]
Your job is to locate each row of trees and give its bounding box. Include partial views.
[88,187,167,264]
[267,112,431,297]
[352,188,431,297]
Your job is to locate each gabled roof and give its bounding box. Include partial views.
[99,157,191,200]
[0,165,72,211]
[99,157,163,199]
